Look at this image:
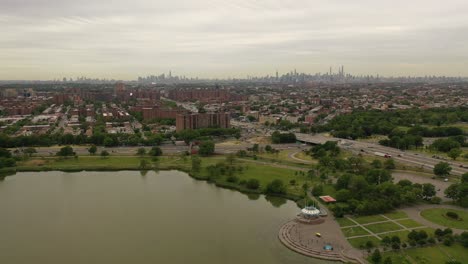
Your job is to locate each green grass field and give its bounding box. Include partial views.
[336,217,356,227]
[365,222,402,234]
[16,155,316,199]
[421,208,468,230]
[380,244,468,264]
[341,226,370,237]
[378,230,410,242]
[383,211,408,220]
[397,219,424,229]
[347,236,381,249]
[351,215,387,225]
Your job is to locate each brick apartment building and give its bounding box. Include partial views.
[176,112,230,131]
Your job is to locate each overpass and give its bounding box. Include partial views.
[295,133,468,177]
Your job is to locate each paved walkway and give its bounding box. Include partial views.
[278,219,365,263]
[400,204,468,234]
[346,217,381,240]
[288,151,315,164]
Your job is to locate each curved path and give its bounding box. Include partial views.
[400,204,468,234]
[288,151,315,164]
[278,219,365,263]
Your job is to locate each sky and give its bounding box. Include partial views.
[1,0,468,80]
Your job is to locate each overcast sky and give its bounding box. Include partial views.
[1,0,468,80]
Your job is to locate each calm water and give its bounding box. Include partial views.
[0,171,330,264]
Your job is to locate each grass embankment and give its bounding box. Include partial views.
[13,155,318,203]
[421,208,468,230]
[378,244,468,264]
[255,149,315,168]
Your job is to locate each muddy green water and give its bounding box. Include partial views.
[0,171,330,264]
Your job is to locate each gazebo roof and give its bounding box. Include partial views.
[301,206,320,216]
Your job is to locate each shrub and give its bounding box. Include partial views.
[226,175,239,183]
[446,211,459,219]
[246,179,260,190]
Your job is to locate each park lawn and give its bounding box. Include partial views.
[351,215,387,225]
[383,211,408,220]
[397,219,424,229]
[258,150,294,161]
[18,155,314,200]
[365,222,402,234]
[421,208,468,230]
[341,226,370,238]
[347,236,381,249]
[380,244,468,264]
[336,217,356,227]
[378,230,410,242]
[294,151,317,163]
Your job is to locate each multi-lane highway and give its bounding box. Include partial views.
[296,133,468,177]
[26,143,303,157]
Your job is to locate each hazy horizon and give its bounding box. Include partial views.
[2,0,468,80]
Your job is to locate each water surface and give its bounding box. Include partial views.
[0,171,330,264]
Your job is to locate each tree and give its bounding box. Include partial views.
[265,145,272,152]
[266,179,286,194]
[371,159,382,169]
[301,182,310,195]
[191,155,201,173]
[371,249,382,263]
[246,179,260,190]
[137,147,146,156]
[56,146,74,157]
[462,173,468,183]
[198,141,215,156]
[312,185,323,196]
[100,150,109,158]
[448,148,462,160]
[23,147,37,157]
[251,144,259,153]
[177,129,200,144]
[0,148,12,158]
[225,154,236,165]
[445,183,460,201]
[88,145,97,155]
[149,146,162,156]
[384,158,396,170]
[422,183,436,199]
[383,257,393,264]
[460,231,468,248]
[434,162,452,177]
[139,159,149,169]
[103,137,114,147]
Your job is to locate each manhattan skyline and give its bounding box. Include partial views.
[2,0,468,80]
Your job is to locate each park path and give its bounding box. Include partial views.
[288,151,315,164]
[400,204,468,234]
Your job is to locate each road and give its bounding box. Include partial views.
[28,143,305,156]
[296,133,468,177]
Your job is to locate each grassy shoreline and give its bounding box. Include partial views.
[2,155,306,204]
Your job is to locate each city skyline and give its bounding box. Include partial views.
[2,0,468,80]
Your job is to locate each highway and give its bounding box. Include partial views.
[295,133,468,177]
[27,143,303,156]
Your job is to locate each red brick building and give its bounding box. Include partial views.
[176,112,230,131]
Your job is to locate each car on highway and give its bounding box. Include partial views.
[315,233,321,237]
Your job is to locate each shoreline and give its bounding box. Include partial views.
[1,157,304,204]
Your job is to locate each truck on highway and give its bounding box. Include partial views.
[374,152,392,158]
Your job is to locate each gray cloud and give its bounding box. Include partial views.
[1,0,468,79]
